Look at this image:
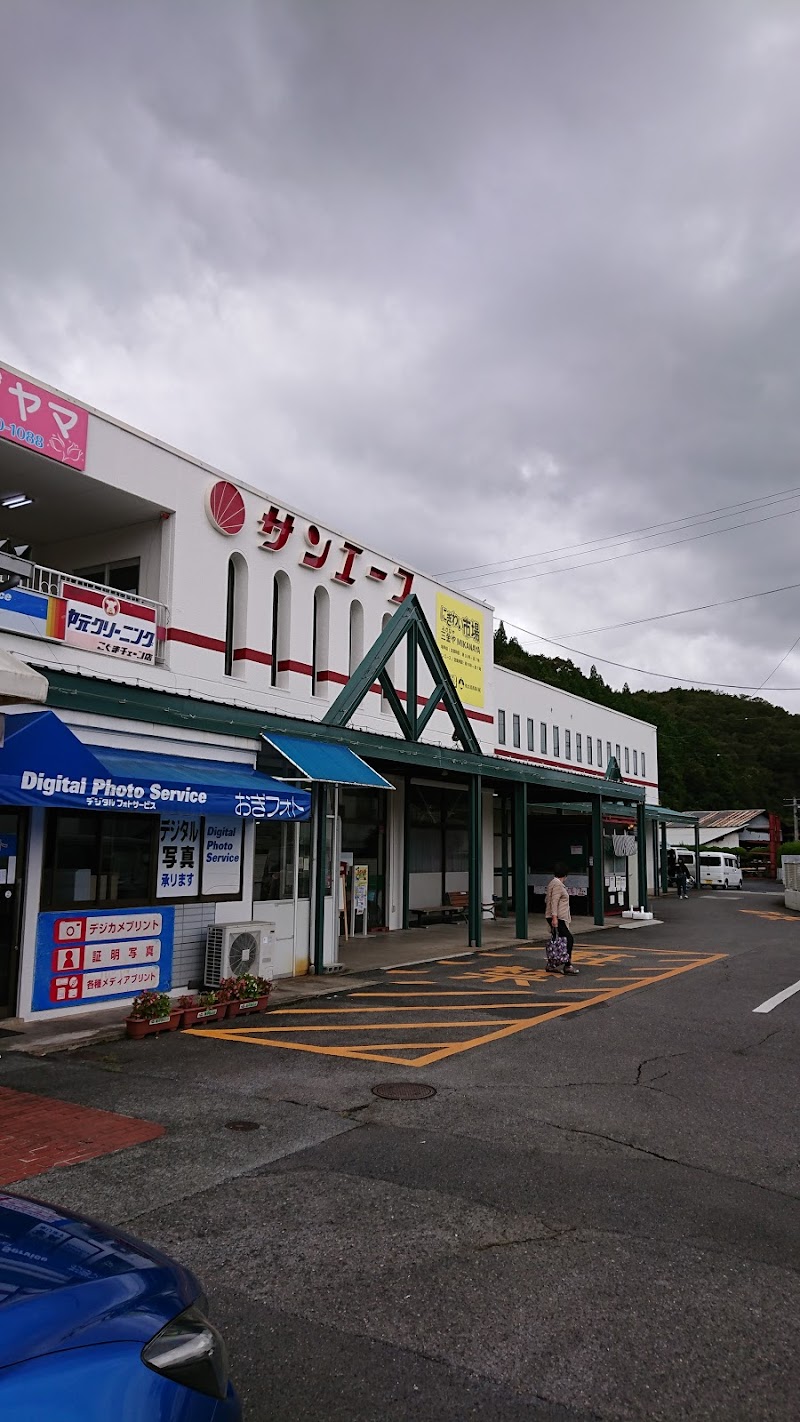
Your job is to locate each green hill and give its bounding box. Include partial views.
[494,625,800,821]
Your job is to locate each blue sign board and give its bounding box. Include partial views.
[32,905,175,1011]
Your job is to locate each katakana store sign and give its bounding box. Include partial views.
[0,365,89,469]
[32,907,175,1011]
[58,584,157,664]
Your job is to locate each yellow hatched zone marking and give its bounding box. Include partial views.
[187,947,726,1066]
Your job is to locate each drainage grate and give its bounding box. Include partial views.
[371,1082,437,1101]
[224,1119,261,1131]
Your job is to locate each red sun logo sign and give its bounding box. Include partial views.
[205,480,246,536]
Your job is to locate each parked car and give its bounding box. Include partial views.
[698,852,743,889]
[0,1191,241,1420]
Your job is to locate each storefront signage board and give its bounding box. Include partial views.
[201,818,243,895]
[157,816,201,898]
[0,366,89,469]
[435,592,485,708]
[32,906,174,1010]
[57,584,157,664]
[353,864,369,916]
[0,587,51,640]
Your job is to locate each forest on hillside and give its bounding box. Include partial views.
[494,625,800,823]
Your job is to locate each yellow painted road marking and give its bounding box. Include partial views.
[739,909,799,922]
[188,952,726,1066]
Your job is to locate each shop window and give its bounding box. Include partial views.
[75,558,140,595]
[564,730,571,760]
[527,718,535,752]
[42,812,154,910]
[312,585,330,697]
[553,726,560,758]
[641,751,646,777]
[633,749,638,776]
[271,570,291,688]
[348,599,364,675]
[512,713,520,748]
[587,736,593,766]
[498,710,506,744]
[254,821,297,900]
[339,787,387,929]
[540,722,547,755]
[224,552,248,679]
[576,733,582,764]
[624,747,630,774]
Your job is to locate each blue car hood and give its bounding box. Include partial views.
[0,1193,200,1368]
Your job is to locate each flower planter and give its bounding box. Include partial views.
[126,1009,182,1040]
[231,993,271,1017]
[181,1003,226,1028]
[224,1000,241,1018]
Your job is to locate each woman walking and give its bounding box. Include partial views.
[545,864,579,975]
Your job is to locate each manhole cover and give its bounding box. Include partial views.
[371,1082,437,1101]
[224,1120,261,1132]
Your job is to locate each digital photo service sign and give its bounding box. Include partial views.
[435,592,485,708]
[32,906,175,1011]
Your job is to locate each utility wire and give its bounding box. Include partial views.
[757,631,800,690]
[499,616,800,693]
[555,579,800,639]
[462,503,800,592]
[439,483,800,580]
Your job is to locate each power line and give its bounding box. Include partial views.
[499,616,800,693]
[555,579,800,639]
[439,483,800,580]
[758,630,800,690]
[462,503,800,592]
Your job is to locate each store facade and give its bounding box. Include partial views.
[0,359,664,1022]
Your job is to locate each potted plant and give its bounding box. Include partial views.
[216,977,241,1018]
[192,990,227,1024]
[234,974,272,1014]
[125,989,182,1040]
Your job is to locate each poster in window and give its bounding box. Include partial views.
[157,816,201,898]
[201,818,243,896]
[435,592,485,708]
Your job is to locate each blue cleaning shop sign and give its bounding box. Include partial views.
[32,906,175,1011]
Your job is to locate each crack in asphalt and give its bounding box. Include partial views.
[733,1027,783,1056]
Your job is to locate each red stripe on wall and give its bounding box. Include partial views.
[233,647,273,666]
[277,659,314,675]
[317,669,349,685]
[166,626,226,653]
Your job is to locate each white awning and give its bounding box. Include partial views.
[0,650,48,706]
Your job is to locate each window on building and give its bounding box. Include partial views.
[527,718,535,751]
[633,749,638,776]
[615,744,621,765]
[564,729,571,759]
[587,736,593,766]
[553,726,560,758]
[597,738,603,767]
[606,741,612,766]
[224,552,248,679]
[576,732,582,763]
[380,612,393,713]
[348,600,364,675]
[498,710,506,744]
[271,570,291,687]
[42,812,155,910]
[512,713,521,748]
[75,559,141,595]
[540,722,547,755]
[641,751,647,777]
[312,585,330,697]
[624,747,630,773]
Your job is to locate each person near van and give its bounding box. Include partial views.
[675,858,690,899]
[545,864,579,974]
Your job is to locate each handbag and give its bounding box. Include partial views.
[545,932,570,970]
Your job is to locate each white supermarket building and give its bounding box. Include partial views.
[0,361,696,1024]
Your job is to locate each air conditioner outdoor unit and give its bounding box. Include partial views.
[204,922,275,986]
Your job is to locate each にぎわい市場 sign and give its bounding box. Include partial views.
[32,907,175,1011]
[435,592,485,708]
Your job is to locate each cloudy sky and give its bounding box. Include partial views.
[4,0,800,705]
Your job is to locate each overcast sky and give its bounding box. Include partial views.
[3,0,800,705]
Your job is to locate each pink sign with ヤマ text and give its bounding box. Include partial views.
[0,366,88,470]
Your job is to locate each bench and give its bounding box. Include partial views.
[409,892,469,927]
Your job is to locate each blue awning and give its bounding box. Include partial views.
[0,711,311,820]
[262,731,394,790]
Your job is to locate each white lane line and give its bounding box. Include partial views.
[753,978,800,1014]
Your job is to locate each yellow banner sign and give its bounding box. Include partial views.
[436,593,485,708]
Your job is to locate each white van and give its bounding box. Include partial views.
[698,852,743,889]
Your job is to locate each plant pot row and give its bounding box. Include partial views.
[125,993,271,1039]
